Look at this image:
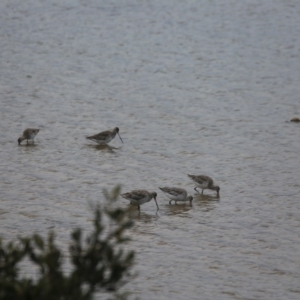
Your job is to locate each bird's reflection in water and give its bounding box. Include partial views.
[19,143,39,152]
[193,193,220,212]
[127,205,159,223]
[19,143,38,148]
[165,202,193,216]
[86,144,120,153]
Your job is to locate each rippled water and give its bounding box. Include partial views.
[1,0,300,299]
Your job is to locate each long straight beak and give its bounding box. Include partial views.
[118,133,123,143]
[154,198,159,210]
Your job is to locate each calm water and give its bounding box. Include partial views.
[1,0,300,299]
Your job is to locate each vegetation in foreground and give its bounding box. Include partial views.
[0,186,135,300]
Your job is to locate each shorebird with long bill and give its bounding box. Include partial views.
[188,174,220,197]
[159,187,193,204]
[18,128,40,145]
[121,190,159,211]
[86,127,123,145]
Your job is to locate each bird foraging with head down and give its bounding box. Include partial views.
[188,174,220,197]
[121,190,159,211]
[159,187,193,204]
[18,128,40,145]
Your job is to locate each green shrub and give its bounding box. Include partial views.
[0,186,135,300]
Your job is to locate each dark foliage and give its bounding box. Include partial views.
[0,186,134,300]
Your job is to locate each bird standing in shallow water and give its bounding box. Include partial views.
[121,190,159,211]
[188,174,220,197]
[86,127,123,145]
[159,187,193,204]
[18,128,40,145]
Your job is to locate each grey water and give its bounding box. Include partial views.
[1,0,300,299]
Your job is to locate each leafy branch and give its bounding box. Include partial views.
[0,186,135,300]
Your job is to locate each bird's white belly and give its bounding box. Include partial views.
[29,133,37,139]
[104,136,113,143]
[197,182,209,189]
[130,196,149,205]
[94,136,113,144]
[166,193,185,201]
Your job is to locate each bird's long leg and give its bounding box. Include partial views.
[169,200,172,205]
[137,205,140,211]
[201,189,204,194]
[194,187,200,193]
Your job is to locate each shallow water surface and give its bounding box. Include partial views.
[1,0,300,299]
